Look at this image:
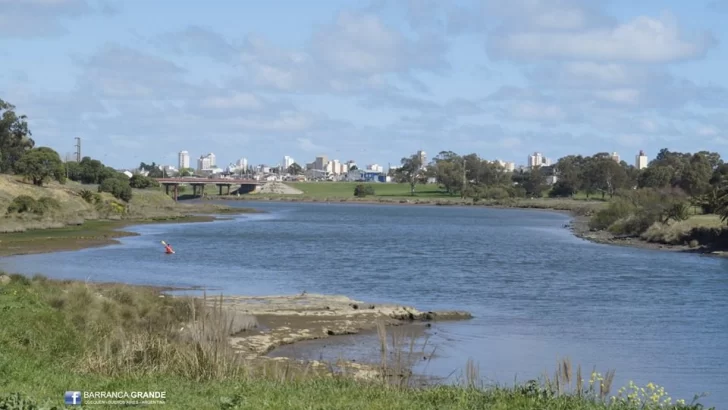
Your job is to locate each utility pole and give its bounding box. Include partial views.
[74,137,81,162]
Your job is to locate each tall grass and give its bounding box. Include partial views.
[0,274,715,409]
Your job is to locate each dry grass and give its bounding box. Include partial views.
[641,214,725,245]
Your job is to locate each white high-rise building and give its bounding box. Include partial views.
[635,150,648,170]
[528,152,543,168]
[283,156,294,169]
[236,157,248,170]
[611,152,621,162]
[417,150,427,169]
[197,153,216,171]
[178,150,190,170]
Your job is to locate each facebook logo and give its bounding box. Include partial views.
[64,391,82,405]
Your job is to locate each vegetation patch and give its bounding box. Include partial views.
[0,274,715,409]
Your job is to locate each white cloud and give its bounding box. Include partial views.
[593,88,641,105]
[697,125,719,136]
[0,0,114,37]
[200,92,264,110]
[488,12,715,63]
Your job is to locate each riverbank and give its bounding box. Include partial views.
[213,193,604,215]
[0,203,262,256]
[567,213,728,256]
[0,274,706,409]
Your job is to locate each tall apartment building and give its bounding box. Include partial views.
[635,150,648,170]
[178,150,190,170]
[314,155,328,170]
[236,157,248,170]
[197,153,216,171]
[416,150,427,168]
[528,152,543,168]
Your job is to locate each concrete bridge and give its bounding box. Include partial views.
[155,178,263,200]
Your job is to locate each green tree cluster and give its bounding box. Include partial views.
[0,99,35,173]
[99,178,132,202]
[129,174,160,189]
[1,98,135,201]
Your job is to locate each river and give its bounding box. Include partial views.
[1,201,726,408]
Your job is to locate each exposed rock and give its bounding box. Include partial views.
[0,274,10,285]
[193,292,472,361]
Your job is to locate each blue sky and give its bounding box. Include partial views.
[1,0,728,169]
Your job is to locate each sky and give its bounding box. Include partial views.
[1,0,728,169]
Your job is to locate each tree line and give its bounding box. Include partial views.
[1,98,162,203]
[392,149,728,217]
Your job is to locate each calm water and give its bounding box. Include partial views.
[2,201,727,408]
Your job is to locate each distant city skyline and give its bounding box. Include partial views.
[159,147,652,174]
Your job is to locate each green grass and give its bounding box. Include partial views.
[640,214,725,246]
[0,274,712,410]
[284,182,448,199]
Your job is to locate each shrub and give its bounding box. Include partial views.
[354,184,375,197]
[589,199,635,230]
[79,189,95,203]
[36,197,61,213]
[98,178,133,202]
[483,186,511,200]
[129,174,160,189]
[6,195,37,214]
[6,196,60,217]
[663,202,690,223]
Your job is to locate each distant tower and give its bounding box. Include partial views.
[635,150,648,170]
[74,137,81,162]
[611,152,620,162]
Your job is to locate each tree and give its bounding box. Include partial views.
[394,154,425,195]
[552,155,584,197]
[129,174,160,189]
[479,161,509,186]
[462,153,481,184]
[99,177,132,202]
[139,161,164,178]
[0,99,35,173]
[68,156,119,184]
[679,153,713,199]
[178,168,194,177]
[638,165,673,189]
[287,163,303,175]
[716,186,728,223]
[522,166,546,197]
[13,147,66,186]
[431,151,464,196]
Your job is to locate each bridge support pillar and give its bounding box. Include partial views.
[217,183,231,196]
[191,183,205,198]
[163,183,180,201]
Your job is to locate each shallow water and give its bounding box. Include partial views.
[2,201,727,408]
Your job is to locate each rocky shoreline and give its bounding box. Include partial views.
[187,292,472,380]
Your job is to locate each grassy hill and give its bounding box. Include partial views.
[0,175,190,233]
